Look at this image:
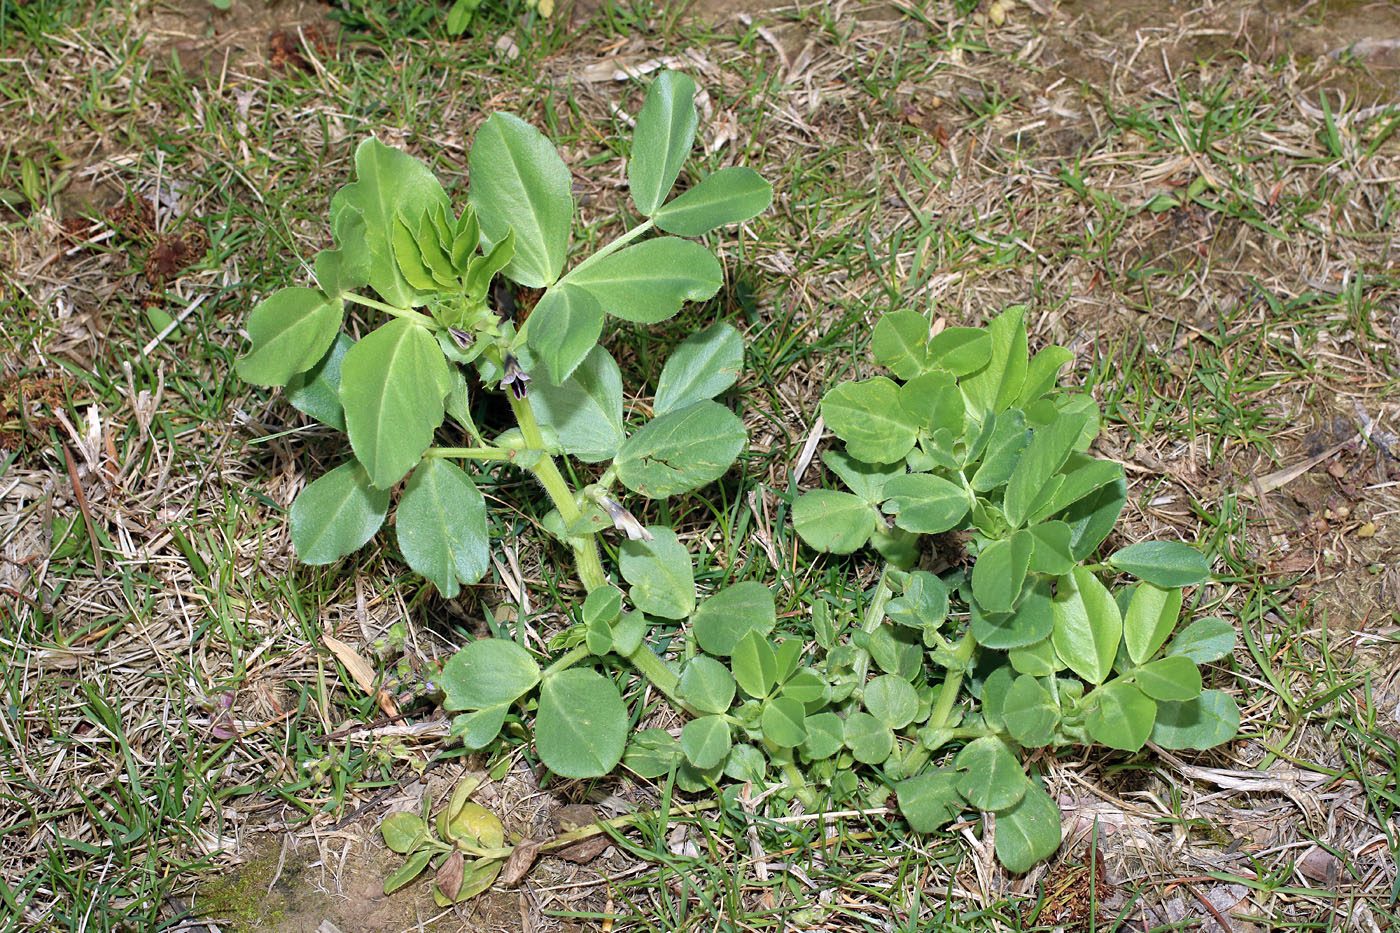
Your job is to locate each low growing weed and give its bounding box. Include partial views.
[236,71,1238,904]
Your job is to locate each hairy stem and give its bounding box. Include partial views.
[926,628,977,731]
[425,446,532,464]
[624,642,697,716]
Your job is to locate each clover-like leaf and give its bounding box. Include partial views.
[681,715,733,769]
[793,490,877,554]
[570,237,721,325]
[236,287,345,387]
[1123,582,1182,665]
[994,777,1061,873]
[619,526,695,620]
[439,638,541,711]
[1050,567,1121,685]
[955,737,1026,811]
[629,70,698,217]
[1083,679,1156,752]
[897,770,963,833]
[821,377,920,464]
[1109,541,1211,588]
[653,167,772,236]
[469,113,572,288]
[1150,689,1240,750]
[536,668,628,778]
[692,581,776,656]
[615,400,746,499]
[1164,617,1236,664]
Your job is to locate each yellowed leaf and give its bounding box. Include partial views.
[323,634,399,717]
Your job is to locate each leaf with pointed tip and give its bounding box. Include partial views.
[1109,541,1211,588]
[629,70,698,217]
[236,287,345,387]
[469,113,572,287]
[654,322,744,415]
[654,167,773,235]
[332,138,449,307]
[1051,566,1121,685]
[530,344,624,462]
[340,318,451,489]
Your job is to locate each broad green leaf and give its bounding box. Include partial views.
[760,696,807,748]
[979,666,1015,731]
[674,759,724,793]
[340,318,451,489]
[450,704,509,749]
[955,737,1026,810]
[1029,456,1123,524]
[899,371,965,437]
[530,344,624,462]
[285,332,352,430]
[236,287,345,387]
[681,715,732,769]
[867,625,923,679]
[315,205,371,298]
[1133,655,1202,701]
[822,449,904,504]
[582,586,624,626]
[1009,637,1060,677]
[731,630,778,699]
[1004,412,1088,528]
[332,138,449,307]
[570,237,721,325]
[1002,675,1058,746]
[290,461,390,564]
[843,711,894,764]
[897,770,963,832]
[653,166,772,235]
[885,571,949,630]
[396,459,488,598]
[1164,617,1235,664]
[624,728,684,778]
[619,526,695,619]
[586,616,613,655]
[629,70,698,217]
[1050,566,1121,685]
[1123,582,1182,664]
[961,306,1028,417]
[880,473,969,534]
[654,322,744,415]
[469,112,572,287]
[792,490,876,554]
[1084,680,1156,751]
[995,778,1061,873]
[381,812,427,854]
[871,310,929,379]
[1027,521,1074,576]
[1013,345,1074,408]
[972,579,1053,650]
[1150,689,1240,750]
[536,669,627,778]
[615,400,746,498]
[864,674,918,729]
[526,284,605,386]
[1109,541,1211,587]
[821,377,920,464]
[678,656,737,714]
[384,848,433,894]
[774,638,804,684]
[925,327,992,375]
[611,610,646,657]
[1060,476,1128,560]
[439,638,541,710]
[801,711,845,761]
[970,410,1029,492]
[971,530,1033,613]
[781,668,826,704]
[692,581,776,656]
[723,744,767,783]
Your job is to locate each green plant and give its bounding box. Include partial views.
[236,70,1238,893]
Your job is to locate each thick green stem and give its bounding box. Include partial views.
[625,643,697,716]
[506,392,609,592]
[851,568,897,686]
[541,645,592,679]
[425,446,531,464]
[927,628,978,731]
[343,292,436,329]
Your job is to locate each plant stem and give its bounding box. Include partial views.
[541,645,591,679]
[425,446,529,463]
[926,628,977,732]
[555,219,655,288]
[850,568,896,686]
[506,392,609,592]
[343,292,436,329]
[624,642,697,716]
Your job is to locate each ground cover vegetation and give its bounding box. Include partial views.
[2,0,1399,930]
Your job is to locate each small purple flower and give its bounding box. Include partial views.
[501,354,531,400]
[449,327,473,350]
